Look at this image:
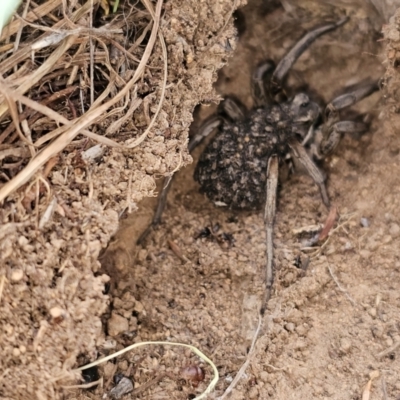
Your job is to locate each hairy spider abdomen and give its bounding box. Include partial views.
[194,107,294,210]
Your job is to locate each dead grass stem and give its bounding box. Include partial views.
[0,0,166,203]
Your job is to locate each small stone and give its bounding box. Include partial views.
[103,362,116,380]
[367,240,379,251]
[109,377,133,399]
[10,270,24,282]
[108,313,129,337]
[129,317,138,331]
[371,325,384,339]
[369,370,380,380]
[340,338,352,353]
[118,360,128,371]
[49,307,66,321]
[102,339,117,349]
[283,272,295,286]
[359,250,370,259]
[248,386,259,399]
[134,301,144,313]
[294,338,307,350]
[259,371,269,382]
[382,235,392,244]
[13,347,20,357]
[342,241,353,251]
[295,324,309,336]
[360,217,370,228]
[5,324,13,335]
[137,249,147,262]
[284,323,295,332]
[100,274,110,283]
[389,223,400,238]
[368,308,377,318]
[17,236,29,246]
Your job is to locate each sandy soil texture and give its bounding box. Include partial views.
[94,1,400,400]
[0,0,242,398]
[2,0,400,399]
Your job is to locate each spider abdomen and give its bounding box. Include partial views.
[194,108,290,210]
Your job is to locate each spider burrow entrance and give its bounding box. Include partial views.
[140,17,379,315]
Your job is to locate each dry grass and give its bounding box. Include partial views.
[0,0,166,203]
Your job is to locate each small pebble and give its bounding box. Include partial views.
[367,240,379,251]
[369,370,380,379]
[248,386,259,399]
[134,301,144,313]
[360,217,370,228]
[10,270,24,282]
[389,223,400,238]
[340,338,352,353]
[295,324,309,336]
[359,250,370,259]
[107,313,129,337]
[102,339,117,349]
[283,272,295,286]
[368,308,377,318]
[371,325,384,339]
[382,235,392,244]
[109,377,134,399]
[49,307,65,319]
[284,323,295,332]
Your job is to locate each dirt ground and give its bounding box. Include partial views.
[2,0,400,399]
[93,1,400,400]
[0,0,241,398]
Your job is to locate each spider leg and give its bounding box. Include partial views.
[288,139,330,208]
[261,155,279,315]
[217,96,247,122]
[188,116,223,152]
[251,60,276,106]
[138,97,248,244]
[319,81,379,157]
[137,116,222,244]
[319,120,369,157]
[325,81,379,119]
[270,17,348,97]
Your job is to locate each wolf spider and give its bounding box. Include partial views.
[141,18,378,314]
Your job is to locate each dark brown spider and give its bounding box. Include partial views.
[140,17,378,314]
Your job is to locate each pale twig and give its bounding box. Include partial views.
[13,0,31,59]
[306,212,358,259]
[0,34,77,119]
[376,341,400,359]
[202,0,238,53]
[327,262,357,306]
[381,376,388,400]
[125,0,168,148]
[0,275,7,304]
[70,341,218,400]
[89,0,94,106]
[217,314,262,400]
[62,377,103,390]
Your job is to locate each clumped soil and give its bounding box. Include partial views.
[0,0,241,398]
[97,1,400,400]
[2,0,400,399]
